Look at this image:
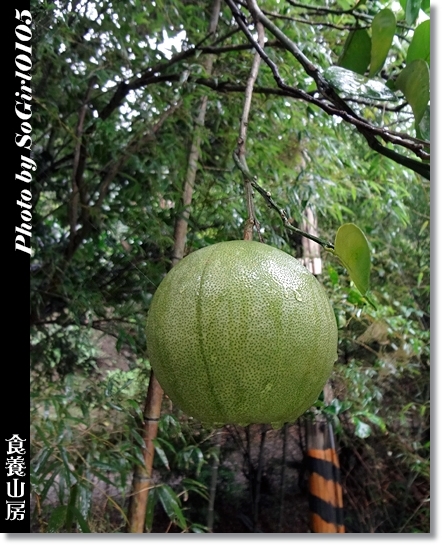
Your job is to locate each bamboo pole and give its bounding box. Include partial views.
[126,0,221,532]
[171,0,221,266]
[252,426,267,532]
[277,423,288,532]
[127,372,163,532]
[206,431,222,532]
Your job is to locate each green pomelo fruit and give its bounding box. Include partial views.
[146,240,338,426]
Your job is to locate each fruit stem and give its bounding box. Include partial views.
[232,154,335,251]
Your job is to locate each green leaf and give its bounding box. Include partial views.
[65,484,78,531]
[324,66,397,101]
[365,413,387,433]
[416,105,430,142]
[333,223,371,295]
[78,476,92,522]
[40,468,60,502]
[68,506,91,533]
[407,20,430,66]
[363,291,377,311]
[130,428,146,450]
[354,418,371,438]
[89,468,117,487]
[338,29,371,75]
[126,398,144,420]
[58,447,77,488]
[327,265,339,286]
[152,439,170,470]
[157,484,187,530]
[48,505,67,533]
[347,288,366,306]
[420,0,430,15]
[190,523,209,533]
[181,478,210,501]
[395,59,430,125]
[403,0,421,25]
[145,486,158,532]
[369,9,396,77]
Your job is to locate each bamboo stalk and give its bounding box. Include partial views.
[171,0,221,265]
[127,372,163,532]
[278,423,288,532]
[207,431,222,532]
[252,426,267,532]
[126,0,221,532]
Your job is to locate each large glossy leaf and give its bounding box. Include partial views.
[369,9,396,77]
[407,20,430,66]
[338,29,371,75]
[395,59,430,125]
[333,223,371,295]
[324,66,397,101]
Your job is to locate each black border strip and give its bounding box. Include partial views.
[4,0,32,533]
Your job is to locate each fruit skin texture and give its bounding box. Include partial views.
[146,240,338,426]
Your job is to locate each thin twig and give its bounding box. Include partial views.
[171,3,221,265]
[266,11,370,31]
[285,0,415,31]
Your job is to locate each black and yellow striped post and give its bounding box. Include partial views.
[306,418,345,533]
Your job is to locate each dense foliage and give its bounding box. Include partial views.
[30,0,430,533]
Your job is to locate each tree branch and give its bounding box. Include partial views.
[285,0,415,31]
[139,71,428,165]
[228,0,430,179]
[67,76,96,260]
[79,1,428,180]
[263,10,370,31]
